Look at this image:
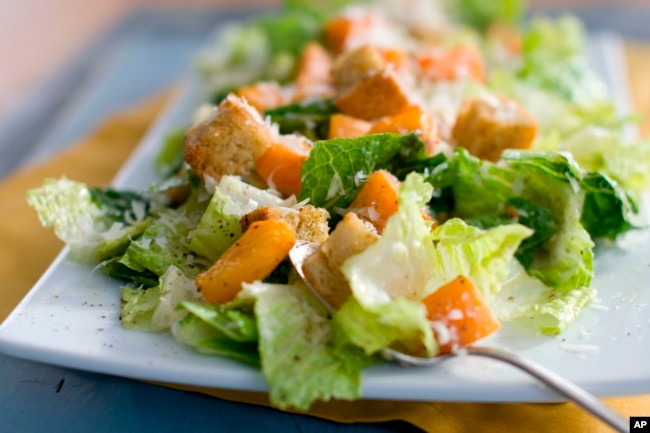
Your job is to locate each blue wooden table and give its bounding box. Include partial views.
[2,6,649,433]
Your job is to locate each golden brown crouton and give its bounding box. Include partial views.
[240,205,330,245]
[240,206,284,232]
[302,212,379,310]
[332,44,386,92]
[452,97,537,162]
[283,205,330,245]
[183,94,273,181]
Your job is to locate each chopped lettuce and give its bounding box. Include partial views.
[27,178,151,263]
[188,187,242,262]
[333,297,437,358]
[119,207,210,278]
[426,218,533,298]
[121,266,203,332]
[448,0,526,33]
[173,301,260,367]
[561,127,650,195]
[336,174,531,356]
[264,99,338,141]
[425,149,638,291]
[214,175,292,216]
[518,15,607,104]
[241,281,371,410]
[491,261,596,335]
[300,133,426,214]
[154,127,186,178]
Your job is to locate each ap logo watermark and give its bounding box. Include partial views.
[632,417,650,431]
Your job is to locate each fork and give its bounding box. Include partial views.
[288,240,629,433]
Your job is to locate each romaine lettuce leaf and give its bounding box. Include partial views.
[336,174,531,356]
[121,265,203,332]
[188,187,242,262]
[119,207,210,278]
[426,218,533,298]
[342,173,437,305]
[491,261,596,335]
[561,127,650,195]
[518,15,607,104]
[448,0,526,33]
[173,301,260,366]
[300,133,425,214]
[27,178,150,263]
[243,281,371,410]
[427,149,637,291]
[264,99,338,141]
[333,297,436,358]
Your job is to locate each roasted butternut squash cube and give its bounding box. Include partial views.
[334,70,411,120]
[236,81,286,112]
[293,42,335,101]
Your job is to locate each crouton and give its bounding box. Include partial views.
[240,206,284,232]
[183,94,273,181]
[332,44,387,92]
[452,97,537,162]
[240,204,330,245]
[334,70,412,120]
[302,212,379,310]
[284,205,331,245]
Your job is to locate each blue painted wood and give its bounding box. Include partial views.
[0,354,422,433]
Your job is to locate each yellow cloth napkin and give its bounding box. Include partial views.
[1,91,648,433]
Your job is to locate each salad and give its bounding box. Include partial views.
[26,0,650,411]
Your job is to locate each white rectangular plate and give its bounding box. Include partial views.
[1,33,649,403]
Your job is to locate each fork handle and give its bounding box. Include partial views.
[467,346,629,433]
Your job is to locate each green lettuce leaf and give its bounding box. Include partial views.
[333,297,437,358]
[264,99,338,141]
[173,301,260,367]
[448,0,526,33]
[491,261,596,335]
[154,127,186,179]
[342,173,437,304]
[27,178,150,263]
[120,266,202,332]
[188,187,242,262]
[119,207,210,278]
[427,149,638,291]
[300,133,425,214]
[426,218,533,298]
[518,15,606,104]
[242,281,371,410]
